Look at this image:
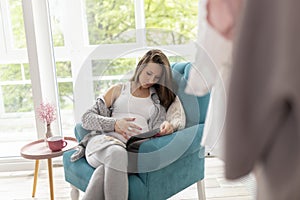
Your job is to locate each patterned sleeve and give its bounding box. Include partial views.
[81,97,116,132]
[166,96,186,131]
[151,105,167,130]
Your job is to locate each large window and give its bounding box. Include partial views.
[0,0,203,170]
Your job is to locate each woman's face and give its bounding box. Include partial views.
[138,62,163,88]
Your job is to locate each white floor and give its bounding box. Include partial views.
[0,157,256,200]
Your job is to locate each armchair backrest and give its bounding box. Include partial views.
[171,62,210,127]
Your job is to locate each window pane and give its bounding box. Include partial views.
[57,82,73,110]
[85,0,136,44]
[56,61,72,78]
[55,61,74,137]
[2,84,33,113]
[0,64,22,81]
[48,0,65,46]
[55,62,73,109]
[0,114,37,157]
[145,0,198,45]
[8,0,26,49]
[23,63,31,80]
[0,82,35,158]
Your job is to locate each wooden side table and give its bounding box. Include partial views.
[20,136,78,200]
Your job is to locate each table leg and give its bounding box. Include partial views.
[32,160,39,197]
[47,158,54,200]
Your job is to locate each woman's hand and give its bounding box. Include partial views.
[114,117,142,139]
[159,121,174,135]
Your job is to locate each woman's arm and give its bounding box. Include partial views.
[160,96,186,135]
[81,84,122,131]
[167,95,186,130]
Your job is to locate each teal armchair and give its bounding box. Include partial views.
[63,62,210,200]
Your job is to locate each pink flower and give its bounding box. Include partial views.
[37,102,56,125]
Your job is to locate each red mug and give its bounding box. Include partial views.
[47,136,67,152]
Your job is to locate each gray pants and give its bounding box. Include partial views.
[83,139,128,200]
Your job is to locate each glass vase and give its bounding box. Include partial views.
[45,124,53,147]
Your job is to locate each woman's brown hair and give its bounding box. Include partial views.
[130,49,176,109]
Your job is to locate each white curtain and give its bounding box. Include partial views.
[185,1,233,158]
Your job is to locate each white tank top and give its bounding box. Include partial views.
[112,82,155,133]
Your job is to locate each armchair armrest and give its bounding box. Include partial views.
[74,123,91,142]
[137,124,205,173]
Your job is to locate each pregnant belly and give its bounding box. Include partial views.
[112,113,149,133]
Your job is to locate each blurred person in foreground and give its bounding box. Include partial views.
[208,0,300,199]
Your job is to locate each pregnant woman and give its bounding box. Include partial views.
[75,49,186,200]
